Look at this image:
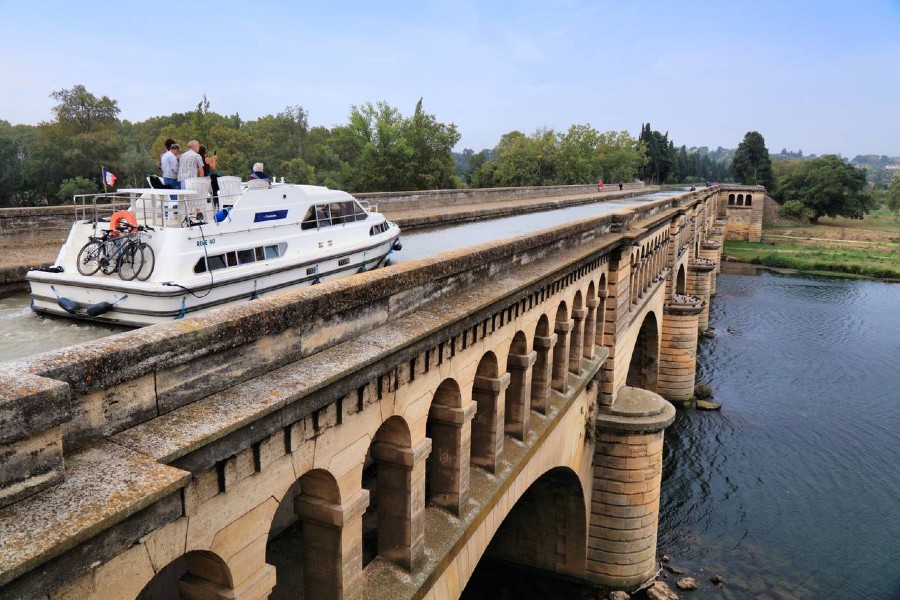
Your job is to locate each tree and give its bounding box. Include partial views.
[884,175,900,221]
[405,98,460,190]
[50,84,120,134]
[638,123,673,184]
[731,131,775,189]
[596,130,646,183]
[776,154,873,222]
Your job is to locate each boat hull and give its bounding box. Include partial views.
[28,235,398,327]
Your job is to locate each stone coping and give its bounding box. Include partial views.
[596,387,676,434]
[0,441,190,587]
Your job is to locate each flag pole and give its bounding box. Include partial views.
[101,166,108,193]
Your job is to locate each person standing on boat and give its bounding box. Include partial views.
[161,143,180,189]
[249,162,271,182]
[178,140,205,189]
[157,138,176,172]
[198,144,220,198]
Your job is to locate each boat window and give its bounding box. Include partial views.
[315,205,331,228]
[265,245,281,259]
[300,207,317,230]
[237,249,256,265]
[226,251,238,267]
[255,247,266,261]
[330,203,346,225]
[351,201,369,221]
[194,258,207,274]
[207,254,227,271]
[370,221,390,236]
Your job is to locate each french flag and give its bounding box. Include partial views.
[102,168,117,187]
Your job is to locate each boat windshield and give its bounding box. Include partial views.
[301,200,369,230]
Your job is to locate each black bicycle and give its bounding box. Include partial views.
[76,224,155,281]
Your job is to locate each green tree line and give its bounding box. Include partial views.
[1,85,731,207]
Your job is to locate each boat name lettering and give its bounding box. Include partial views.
[196,238,217,247]
[254,210,289,223]
[317,240,334,248]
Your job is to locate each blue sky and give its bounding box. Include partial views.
[1,1,899,157]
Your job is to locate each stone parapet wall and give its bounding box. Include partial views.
[357,183,645,212]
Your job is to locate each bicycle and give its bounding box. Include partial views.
[76,223,155,281]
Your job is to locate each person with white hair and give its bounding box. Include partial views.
[249,162,271,182]
[177,140,204,188]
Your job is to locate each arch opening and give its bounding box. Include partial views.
[504,331,532,440]
[426,378,468,514]
[675,265,686,296]
[471,351,507,473]
[136,550,233,600]
[267,468,343,600]
[626,312,660,392]
[363,416,417,570]
[460,467,587,598]
[551,302,570,392]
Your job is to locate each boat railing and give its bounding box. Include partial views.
[357,199,379,213]
[73,189,243,232]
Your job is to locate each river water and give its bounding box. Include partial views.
[463,270,900,599]
[658,270,900,599]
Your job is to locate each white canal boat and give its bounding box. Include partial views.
[26,177,402,327]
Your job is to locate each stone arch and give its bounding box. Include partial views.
[675,264,686,295]
[583,281,597,360]
[551,302,571,392]
[471,351,509,473]
[595,273,608,349]
[504,331,534,441]
[363,415,426,571]
[568,291,585,374]
[626,312,660,393]
[269,468,348,600]
[463,467,588,593]
[426,378,472,514]
[530,314,555,415]
[136,550,233,600]
[746,193,753,206]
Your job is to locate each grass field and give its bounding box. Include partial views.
[724,209,900,280]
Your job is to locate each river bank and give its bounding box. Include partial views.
[723,208,900,280]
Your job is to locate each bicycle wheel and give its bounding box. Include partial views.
[135,242,155,281]
[76,240,103,276]
[117,242,144,281]
[100,239,120,275]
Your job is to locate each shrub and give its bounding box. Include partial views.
[780,199,814,221]
[57,176,99,203]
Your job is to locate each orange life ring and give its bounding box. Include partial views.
[109,210,137,236]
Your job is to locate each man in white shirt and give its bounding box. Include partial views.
[177,140,204,188]
[161,144,180,189]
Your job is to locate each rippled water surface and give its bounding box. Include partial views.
[659,271,900,599]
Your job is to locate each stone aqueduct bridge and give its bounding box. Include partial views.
[0,186,734,599]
